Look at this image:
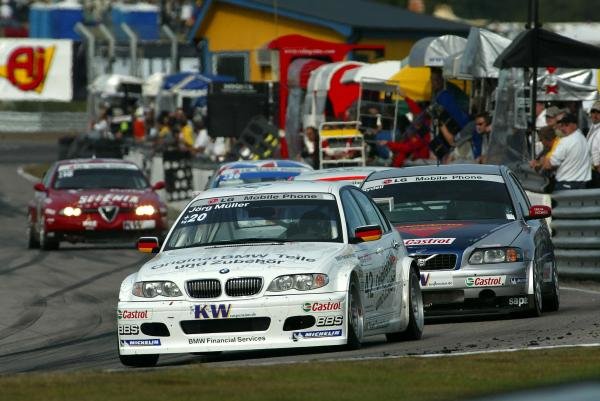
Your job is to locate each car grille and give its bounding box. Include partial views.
[186,277,263,298]
[225,277,263,296]
[180,317,271,334]
[412,254,457,270]
[187,279,222,298]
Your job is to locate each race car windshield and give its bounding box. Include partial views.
[165,196,342,250]
[367,177,515,223]
[53,168,149,190]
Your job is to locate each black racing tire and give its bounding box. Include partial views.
[119,353,159,368]
[27,214,40,249]
[39,217,59,251]
[386,266,424,342]
[528,261,543,317]
[543,263,560,312]
[346,282,362,350]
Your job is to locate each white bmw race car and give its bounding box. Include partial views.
[117,181,423,367]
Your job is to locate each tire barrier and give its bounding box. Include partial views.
[162,150,193,202]
[234,115,280,160]
[551,188,600,278]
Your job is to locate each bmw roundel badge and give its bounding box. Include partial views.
[219,268,230,274]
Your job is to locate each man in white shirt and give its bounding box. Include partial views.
[586,100,600,187]
[543,113,591,191]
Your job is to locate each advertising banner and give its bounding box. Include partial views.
[0,39,72,101]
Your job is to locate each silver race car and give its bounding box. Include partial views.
[362,164,559,318]
[117,181,423,367]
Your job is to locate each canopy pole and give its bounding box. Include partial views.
[529,0,540,161]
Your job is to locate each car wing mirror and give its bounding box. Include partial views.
[353,225,383,243]
[34,182,47,192]
[152,181,165,191]
[137,237,160,253]
[527,205,551,220]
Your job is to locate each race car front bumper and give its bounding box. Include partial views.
[420,261,538,316]
[117,292,348,355]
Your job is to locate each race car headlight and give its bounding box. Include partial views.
[60,206,82,217]
[132,281,182,298]
[135,205,156,216]
[469,247,522,264]
[267,274,329,292]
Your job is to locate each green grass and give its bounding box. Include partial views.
[1,347,599,401]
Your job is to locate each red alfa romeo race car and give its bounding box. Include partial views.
[27,158,168,250]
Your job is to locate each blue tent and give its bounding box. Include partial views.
[159,72,235,111]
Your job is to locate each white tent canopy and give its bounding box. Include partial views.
[460,28,511,78]
[408,35,467,67]
[341,60,405,84]
[306,61,365,92]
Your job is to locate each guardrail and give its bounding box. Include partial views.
[0,112,87,134]
[551,188,600,278]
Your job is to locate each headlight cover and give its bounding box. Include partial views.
[132,281,182,298]
[60,206,82,217]
[469,247,522,264]
[135,205,156,216]
[267,274,329,292]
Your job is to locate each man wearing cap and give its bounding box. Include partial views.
[586,101,600,187]
[543,113,591,190]
[544,106,567,138]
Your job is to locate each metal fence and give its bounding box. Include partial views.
[551,188,600,279]
[0,112,88,134]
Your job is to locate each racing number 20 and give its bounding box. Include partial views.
[181,212,207,225]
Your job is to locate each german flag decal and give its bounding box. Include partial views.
[355,226,382,242]
[137,237,158,253]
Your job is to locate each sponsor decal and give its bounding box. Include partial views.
[365,175,505,189]
[149,253,317,270]
[508,297,529,307]
[420,273,453,288]
[120,339,161,346]
[188,335,266,345]
[118,324,140,335]
[316,315,343,327]
[465,276,506,287]
[117,309,151,320]
[366,318,390,330]
[396,223,466,237]
[510,277,528,285]
[82,219,97,229]
[404,238,456,246]
[78,194,140,205]
[302,301,342,312]
[292,329,342,339]
[193,304,232,319]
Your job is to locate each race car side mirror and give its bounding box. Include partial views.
[352,225,383,243]
[33,183,47,192]
[137,237,160,253]
[152,181,165,190]
[527,205,551,220]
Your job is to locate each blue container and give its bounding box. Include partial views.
[50,2,83,39]
[29,3,52,38]
[112,3,159,42]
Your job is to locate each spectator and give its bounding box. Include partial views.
[472,112,492,164]
[300,126,319,169]
[132,107,146,144]
[544,106,567,138]
[586,100,600,187]
[530,126,559,193]
[542,113,591,190]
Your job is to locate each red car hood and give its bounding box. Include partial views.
[48,188,160,208]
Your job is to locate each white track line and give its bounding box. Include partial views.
[17,166,40,183]
[562,286,600,295]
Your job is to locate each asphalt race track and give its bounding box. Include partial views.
[1,136,599,374]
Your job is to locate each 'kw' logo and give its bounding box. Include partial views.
[194,304,232,319]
